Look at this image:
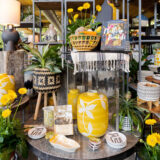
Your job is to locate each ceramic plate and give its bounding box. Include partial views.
[28,126,46,140]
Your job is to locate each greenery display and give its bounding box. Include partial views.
[22,44,62,73]
[0,88,28,160]
[138,119,160,160]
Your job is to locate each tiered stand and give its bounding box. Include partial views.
[28,0,139,159]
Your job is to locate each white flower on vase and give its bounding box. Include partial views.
[78,99,96,119]
[82,123,93,137]
[99,94,107,110]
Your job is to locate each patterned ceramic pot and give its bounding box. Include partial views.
[68,89,80,119]
[77,91,108,138]
[122,116,131,131]
[0,73,15,106]
[33,68,61,93]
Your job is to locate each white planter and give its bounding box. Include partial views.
[122,116,131,131]
[137,82,160,101]
[137,70,153,82]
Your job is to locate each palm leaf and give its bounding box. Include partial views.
[24,64,40,71]
[22,43,42,60]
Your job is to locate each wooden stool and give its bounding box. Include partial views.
[34,92,57,120]
[137,97,159,111]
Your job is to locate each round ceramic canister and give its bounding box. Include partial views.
[43,106,54,130]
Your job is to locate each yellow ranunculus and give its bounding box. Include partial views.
[145,119,157,125]
[77,6,83,11]
[152,133,160,145]
[147,134,157,147]
[96,5,102,12]
[18,88,27,95]
[0,94,10,106]
[83,3,90,10]
[95,26,102,34]
[2,109,11,118]
[67,8,73,13]
[68,19,72,24]
[8,90,17,101]
[74,14,79,22]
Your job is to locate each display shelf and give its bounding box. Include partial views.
[130,36,160,44]
[16,22,41,28]
[33,42,63,45]
[26,111,139,160]
[128,83,137,91]
[34,0,62,10]
[34,0,95,11]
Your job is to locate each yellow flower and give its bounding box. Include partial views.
[83,3,90,9]
[77,6,83,11]
[67,8,73,13]
[96,5,102,12]
[145,119,157,125]
[74,14,79,22]
[68,19,72,24]
[147,134,157,147]
[2,109,11,118]
[18,88,27,95]
[95,26,102,34]
[92,15,96,19]
[0,94,10,106]
[152,133,160,145]
[8,90,17,101]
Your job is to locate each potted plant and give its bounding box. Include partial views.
[22,44,62,93]
[112,92,147,135]
[67,3,102,51]
[137,119,160,160]
[0,88,28,160]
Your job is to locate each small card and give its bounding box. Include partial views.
[54,105,73,135]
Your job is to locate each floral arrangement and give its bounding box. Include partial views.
[0,88,28,160]
[67,2,102,42]
[139,119,160,160]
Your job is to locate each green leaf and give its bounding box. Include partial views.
[0,137,3,143]
[22,43,42,61]
[16,140,28,159]
[24,64,40,71]
[0,148,14,160]
[53,66,62,73]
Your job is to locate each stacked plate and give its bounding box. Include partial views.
[105,132,127,149]
[89,137,101,151]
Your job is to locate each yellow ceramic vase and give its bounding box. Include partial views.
[0,73,15,105]
[68,89,80,119]
[77,91,108,138]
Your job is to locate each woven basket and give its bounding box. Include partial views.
[69,35,100,51]
[137,82,160,101]
[33,68,61,93]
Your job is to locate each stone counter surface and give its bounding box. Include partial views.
[26,111,139,160]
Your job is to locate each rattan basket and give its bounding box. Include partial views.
[69,34,100,51]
